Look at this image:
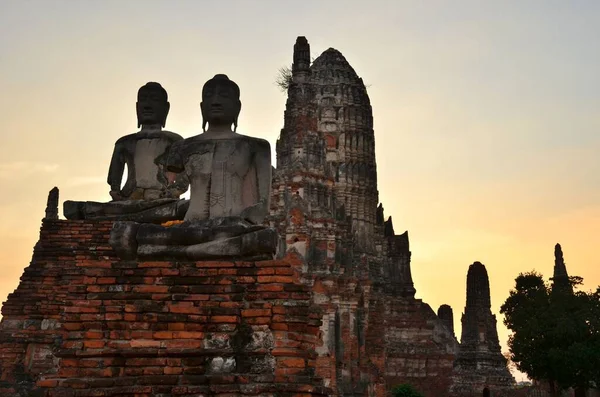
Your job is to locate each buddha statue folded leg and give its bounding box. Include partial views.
[109,216,278,260]
[64,198,189,223]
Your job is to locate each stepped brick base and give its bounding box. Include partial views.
[0,220,328,397]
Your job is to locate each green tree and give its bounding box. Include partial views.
[500,272,600,396]
[391,384,424,397]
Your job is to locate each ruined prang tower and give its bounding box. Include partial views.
[270,36,458,396]
[271,36,416,294]
[275,39,377,254]
[450,262,515,396]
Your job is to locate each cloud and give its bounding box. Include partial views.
[0,162,59,179]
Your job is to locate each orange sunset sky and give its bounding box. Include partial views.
[1,0,599,381]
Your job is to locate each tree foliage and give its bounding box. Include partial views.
[391,384,424,397]
[500,272,600,395]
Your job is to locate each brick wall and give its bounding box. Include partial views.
[0,220,329,397]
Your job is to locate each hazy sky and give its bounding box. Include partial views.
[1,0,599,381]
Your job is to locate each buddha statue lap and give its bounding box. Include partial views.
[64,82,189,223]
[109,75,277,260]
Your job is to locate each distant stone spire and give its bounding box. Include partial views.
[552,243,572,292]
[44,187,59,220]
[466,261,491,309]
[452,261,514,394]
[437,304,455,336]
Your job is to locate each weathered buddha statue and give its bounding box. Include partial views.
[109,75,277,260]
[64,82,189,222]
[107,82,188,201]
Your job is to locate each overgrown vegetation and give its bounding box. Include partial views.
[500,272,600,396]
[275,65,292,92]
[391,384,424,397]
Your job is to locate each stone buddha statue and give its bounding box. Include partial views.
[64,82,189,222]
[107,82,188,201]
[109,75,277,260]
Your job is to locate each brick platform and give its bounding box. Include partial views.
[0,220,329,397]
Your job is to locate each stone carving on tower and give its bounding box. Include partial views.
[450,262,515,396]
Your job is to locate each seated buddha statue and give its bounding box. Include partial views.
[63,82,189,223]
[109,75,278,260]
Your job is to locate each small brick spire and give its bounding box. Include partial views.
[44,187,59,220]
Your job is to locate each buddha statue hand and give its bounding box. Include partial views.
[109,190,124,201]
[161,184,188,200]
[240,200,269,225]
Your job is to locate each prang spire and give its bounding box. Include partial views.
[553,243,572,292]
[292,36,310,77]
[466,261,491,309]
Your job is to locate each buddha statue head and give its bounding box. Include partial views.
[200,74,241,132]
[136,82,170,128]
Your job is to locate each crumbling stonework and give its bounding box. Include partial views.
[450,262,515,396]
